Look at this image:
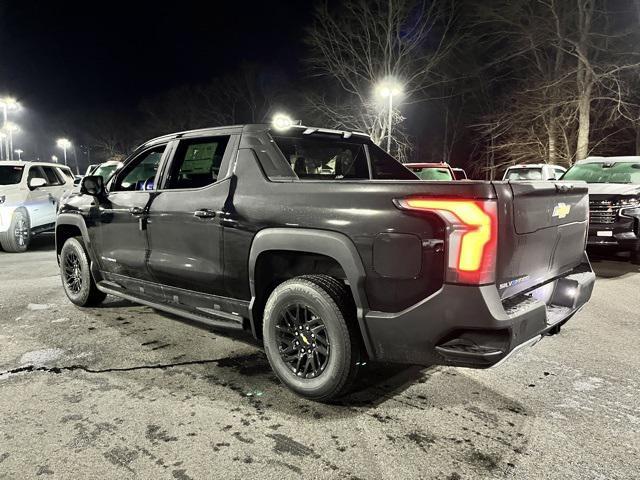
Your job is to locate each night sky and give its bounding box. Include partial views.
[0,0,312,115]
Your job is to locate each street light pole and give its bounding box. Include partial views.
[8,129,13,160]
[14,149,23,160]
[57,138,71,167]
[0,98,20,161]
[375,79,404,154]
[387,93,394,153]
[1,104,6,160]
[4,123,19,161]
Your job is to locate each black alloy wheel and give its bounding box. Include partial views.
[63,250,83,294]
[59,237,107,307]
[276,303,331,378]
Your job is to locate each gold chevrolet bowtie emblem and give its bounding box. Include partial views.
[552,202,571,219]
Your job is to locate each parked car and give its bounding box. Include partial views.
[562,156,640,262]
[91,160,122,181]
[503,164,566,181]
[451,167,468,180]
[56,123,595,401]
[404,162,455,180]
[85,164,99,176]
[0,161,74,252]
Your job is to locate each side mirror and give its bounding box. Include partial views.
[29,177,47,189]
[80,175,105,197]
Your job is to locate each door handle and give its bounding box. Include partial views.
[129,207,144,216]
[194,209,217,219]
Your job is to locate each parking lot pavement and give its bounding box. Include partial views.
[0,235,638,480]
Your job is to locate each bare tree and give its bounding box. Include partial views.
[305,0,456,156]
[471,0,640,171]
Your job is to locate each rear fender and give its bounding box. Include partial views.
[248,228,373,357]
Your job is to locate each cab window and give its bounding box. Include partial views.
[164,137,230,189]
[111,146,166,192]
[41,166,64,186]
[273,135,370,180]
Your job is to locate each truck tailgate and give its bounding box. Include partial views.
[493,181,589,300]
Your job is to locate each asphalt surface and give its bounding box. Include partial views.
[0,234,638,480]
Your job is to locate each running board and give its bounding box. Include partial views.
[96,284,244,331]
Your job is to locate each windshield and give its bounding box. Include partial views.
[93,163,120,180]
[562,162,640,184]
[408,167,453,181]
[0,165,24,185]
[505,168,543,181]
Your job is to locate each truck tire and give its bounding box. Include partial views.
[60,237,106,307]
[263,275,361,402]
[0,209,31,253]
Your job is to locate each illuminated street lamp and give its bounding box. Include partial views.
[51,155,58,163]
[4,122,20,160]
[57,138,71,166]
[375,79,404,153]
[14,149,23,160]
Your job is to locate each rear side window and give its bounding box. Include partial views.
[368,145,417,180]
[164,136,230,189]
[273,135,370,180]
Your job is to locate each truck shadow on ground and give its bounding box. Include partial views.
[96,296,429,407]
[588,249,640,278]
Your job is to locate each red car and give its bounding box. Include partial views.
[404,162,455,181]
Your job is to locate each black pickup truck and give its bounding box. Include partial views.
[56,124,595,401]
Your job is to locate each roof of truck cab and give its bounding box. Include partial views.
[141,124,370,149]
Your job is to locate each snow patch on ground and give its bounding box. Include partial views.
[27,303,51,311]
[19,348,66,366]
[51,317,70,323]
[573,377,603,392]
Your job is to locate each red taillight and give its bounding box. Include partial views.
[395,197,498,284]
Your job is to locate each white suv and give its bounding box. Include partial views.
[0,161,75,252]
[502,164,567,181]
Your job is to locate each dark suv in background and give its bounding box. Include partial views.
[563,156,640,262]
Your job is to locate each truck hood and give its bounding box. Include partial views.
[586,183,640,195]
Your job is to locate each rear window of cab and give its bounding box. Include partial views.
[271,134,417,181]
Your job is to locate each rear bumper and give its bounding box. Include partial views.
[363,257,595,367]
